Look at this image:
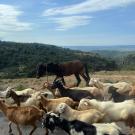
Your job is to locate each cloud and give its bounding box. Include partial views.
[0,4,31,32]
[43,0,135,16]
[50,15,91,30]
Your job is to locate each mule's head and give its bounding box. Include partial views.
[36,63,46,78]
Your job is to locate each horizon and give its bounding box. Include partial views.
[0,0,135,46]
[1,40,135,47]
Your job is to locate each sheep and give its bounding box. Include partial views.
[77,98,135,128]
[0,98,46,135]
[42,112,123,135]
[89,78,132,95]
[108,86,135,102]
[56,103,104,124]
[39,95,78,112]
[51,80,95,101]
[6,89,31,106]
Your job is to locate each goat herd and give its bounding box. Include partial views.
[0,77,135,135]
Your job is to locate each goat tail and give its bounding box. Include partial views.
[84,63,90,81]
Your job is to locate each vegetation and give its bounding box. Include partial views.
[0,41,134,79]
[0,41,118,79]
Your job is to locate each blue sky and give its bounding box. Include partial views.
[0,0,135,46]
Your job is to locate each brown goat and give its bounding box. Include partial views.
[40,95,78,112]
[42,82,59,98]
[0,99,46,135]
[6,89,31,106]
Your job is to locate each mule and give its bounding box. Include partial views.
[36,60,90,86]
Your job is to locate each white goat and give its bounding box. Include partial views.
[78,98,135,127]
[20,92,41,106]
[89,78,132,95]
[0,87,36,98]
[56,103,104,124]
[93,123,122,135]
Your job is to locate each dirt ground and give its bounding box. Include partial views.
[0,71,135,90]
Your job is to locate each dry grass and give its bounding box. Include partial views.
[0,70,135,91]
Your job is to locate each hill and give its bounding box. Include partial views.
[0,41,117,79]
[65,45,135,52]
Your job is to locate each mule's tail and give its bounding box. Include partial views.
[84,63,90,81]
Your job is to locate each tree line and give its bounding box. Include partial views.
[0,41,133,79]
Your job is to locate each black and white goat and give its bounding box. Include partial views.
[42,112,124,135]
[51,80,94,101]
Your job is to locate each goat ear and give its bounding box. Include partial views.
[2,99,5,103]
[94,79,98,83]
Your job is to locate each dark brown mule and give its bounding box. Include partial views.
[36,60,90,86]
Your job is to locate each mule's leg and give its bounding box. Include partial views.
[80,72,89,86]
[16,124,22,135]
[29,124,37,135]
[74,74,81,86]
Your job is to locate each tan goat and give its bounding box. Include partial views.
[0,99,46,135]
[56,103,104,124]
[39,95,78,112]
[129,84,135,96]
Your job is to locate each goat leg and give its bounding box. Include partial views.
[45,127,49,135]
[29,125,37,135]
[8,122,13,135]
[16,124,22,135]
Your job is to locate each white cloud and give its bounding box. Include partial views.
[43,0,135,16]
[0,4,31,32]
[50,15,91,30]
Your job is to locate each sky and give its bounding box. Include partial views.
[0,0,135,46]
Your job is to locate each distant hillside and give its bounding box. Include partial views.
[65,45,135,52]
[0,41,117,79]
[65,46,135,69]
